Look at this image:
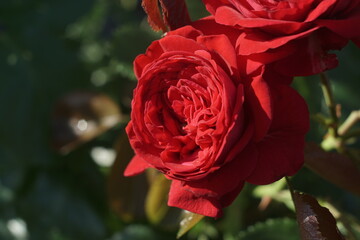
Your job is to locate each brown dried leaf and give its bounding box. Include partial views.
[304,142,360,196]
[142,0,167,32]
[51,91,122,154]
[159,0,191,31]
[293,192,345,240]
[107,132,148,222]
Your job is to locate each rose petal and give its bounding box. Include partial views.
[215,6,306,34]
[272,30,346,76]
[203,0,227,15]
[305,0,337,21]
[215,85,250,164]
[124,155,151,177]
[316,14,360,48]
[168,145,257,217]
[197,35,238,76]
[167,25,203,40]
[237,27,319,55]
[246,85,309,185]
[168,180,222,217]
[245,70,272,141]
[191,17,241,45]
[134,40,165,78]
[158,35,205,53]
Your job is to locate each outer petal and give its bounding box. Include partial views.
[246,85,309,185]
[237,27,319,56]
[168,145,257,217]
[168,180,223,217]
[215,6,306,34]
[158,35,205,53]
[192,17,241,45]
[305,0,337,21]
[134,41,165,78]
[124,155,151,177]
[272,29,347,76]
[197,34,238,76]
[166,25,203,40]
[316,14,360,48]
[245,69,272,141]
[202,0,228,15]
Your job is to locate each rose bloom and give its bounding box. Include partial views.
[125,19,309,217]
[202,0,360,76]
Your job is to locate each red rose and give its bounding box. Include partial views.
[203,0,360,76]
[125,19,309,217]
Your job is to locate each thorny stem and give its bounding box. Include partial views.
[319,72,339,137]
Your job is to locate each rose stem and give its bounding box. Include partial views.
[285,176,295,202]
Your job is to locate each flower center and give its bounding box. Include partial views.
[143,56,225,165]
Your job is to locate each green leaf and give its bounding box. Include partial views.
[177,211,205,239]
[238,218,300,240]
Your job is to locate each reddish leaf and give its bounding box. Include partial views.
[304,142,360,197]
[142,0,191,32]
[107,132,148,221]
[142,0,167,32]
[293,192,345,240]
[159,0,191,30]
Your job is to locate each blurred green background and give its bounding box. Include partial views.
[0,0,359,239]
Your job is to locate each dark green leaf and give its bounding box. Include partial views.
[238,218,300,240]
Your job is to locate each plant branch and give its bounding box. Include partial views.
[319,72,339,137]
[338,110,360,136]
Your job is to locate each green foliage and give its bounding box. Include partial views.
[238,218,300,240]
[0,0,158,239]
